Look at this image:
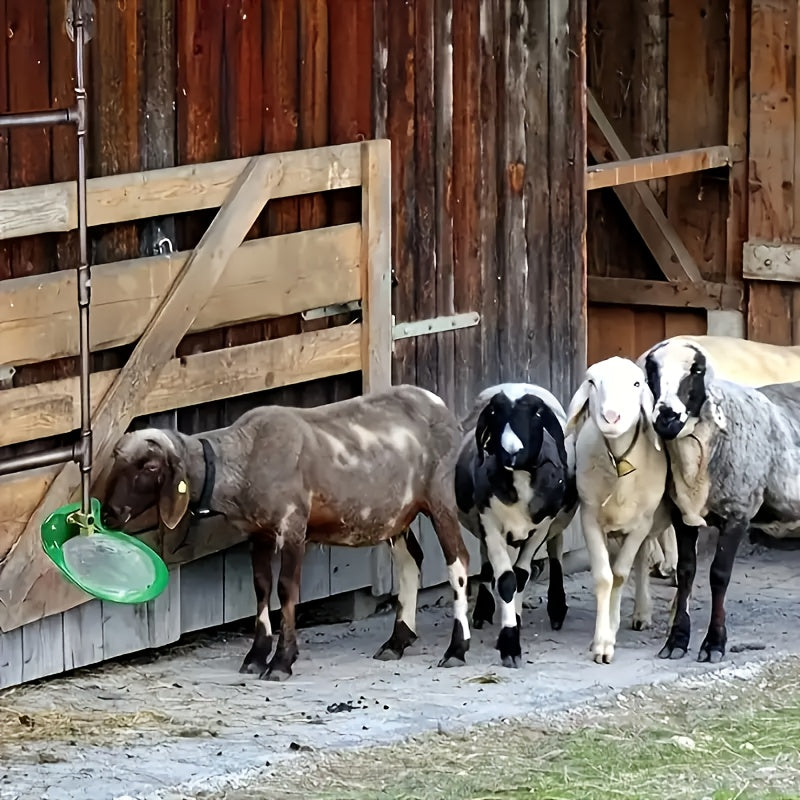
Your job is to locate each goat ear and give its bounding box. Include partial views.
[639,384,662,452]
[474,404,495,465]
[158,452,190,530]
[565,380,591,434]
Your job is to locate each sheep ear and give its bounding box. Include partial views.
[158,452,190,530]
[639,384,662,452]
[707,384,727,430]
[566,380,591,434]
[474,404,494,465]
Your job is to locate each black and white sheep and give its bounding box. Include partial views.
[566,357,670,664]
[100,385,473,680]
[454,383,577,668]
[644,338,800,663]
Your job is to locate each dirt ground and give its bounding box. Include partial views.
[1,535,799,800]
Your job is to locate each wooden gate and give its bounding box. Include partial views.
[0,140,402,685]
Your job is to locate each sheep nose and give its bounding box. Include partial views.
[603,409,620,424]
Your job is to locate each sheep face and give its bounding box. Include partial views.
[567,357,656,444]
[643,340,713,440]
[101,430,190,531]
[474,391,569,522]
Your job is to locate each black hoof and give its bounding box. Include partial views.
[496,625,521,667]
[437,655,467,668]
[262,665,293,682]
[632,619,647,632]
[472,617,487,630]
[698,643,725,664]
[239,647,269,676]
[548,603,568,631]
[438,619,469,668]
[373,620,416,661]
[501,654,522,669]
[658,643,687,660]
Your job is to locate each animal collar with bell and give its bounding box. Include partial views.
[604,417,641,478]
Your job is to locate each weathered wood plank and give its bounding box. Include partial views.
[385,0,417,389]
[413,0,438,393]
[744,241,800,282]
[0,223,362,368]
[433,0,455,408]
[223,544,255,624]
[585,146,731,191]
[587,90,704,284]
[0,325,362,449]
[451,0,482,415]
[0,144,363,241]
[0,0,11,281]
[330,546,375,596]
[525,0,552,386]
[102,601,150,661]
[147,567,180,648]
[300,545,331,603]
[360,140,393,393]
[63,599,104,671]
[748,0,797,344]
[588,277,744,311]
[726,0,748,284]
[180,554,225,633]
[0,627,23,689]
[21,613,64,682]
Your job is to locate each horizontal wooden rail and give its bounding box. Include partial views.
[0,325,362,557]
[0,142,362,241]
[585,145,732,191]
[588,276,743,310]
[0,223,361,367]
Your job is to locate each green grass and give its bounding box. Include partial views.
[209,658,800,800]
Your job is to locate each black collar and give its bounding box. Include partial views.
[190,438,219,517]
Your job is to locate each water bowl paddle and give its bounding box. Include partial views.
[40,497,169,605]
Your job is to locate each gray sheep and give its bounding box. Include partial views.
[644,338,800,663]
[101,385,472,680]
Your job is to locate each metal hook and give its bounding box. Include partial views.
[156,236,174,255]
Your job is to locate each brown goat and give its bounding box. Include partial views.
[101,385,472,680]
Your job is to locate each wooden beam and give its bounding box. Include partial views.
[0,325,362,564]
[585,145,731,190]
[0,325,362,449]
[0,223,361,368]
[0,154,279,632]
[743,240,800,282]
[588,276,743,310]
[586,89,704,283]
[0,142,362,241]
[360,139,392,392]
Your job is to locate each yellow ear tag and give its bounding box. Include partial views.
[177,480,188,494]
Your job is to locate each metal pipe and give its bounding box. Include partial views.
[74,7,92,518]
[0,445,77,479]
[0,108,75,128]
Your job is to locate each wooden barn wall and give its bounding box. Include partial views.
[378,0,587,415]
[0,0,586,685]
[585,0,734,364]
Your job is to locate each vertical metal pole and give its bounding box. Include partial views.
[74,7,92,520]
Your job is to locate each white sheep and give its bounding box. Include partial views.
[566,356,671,664]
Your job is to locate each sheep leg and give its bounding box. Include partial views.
[631,537,653,631]
[374,529,422,661]
[511,535,546,626]
[546,532,568,630]
[607,527,650,646]
[658,515,699,660]
[581,508,615,664]
[428,507,472,669]
[472,537,496,630]
[240,535,275,676]
[482,516,523,668]
[698,517,747,664]
[263,540,304,682]
[650,525,678,585]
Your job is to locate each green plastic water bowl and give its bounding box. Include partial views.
[40,497,169,605]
